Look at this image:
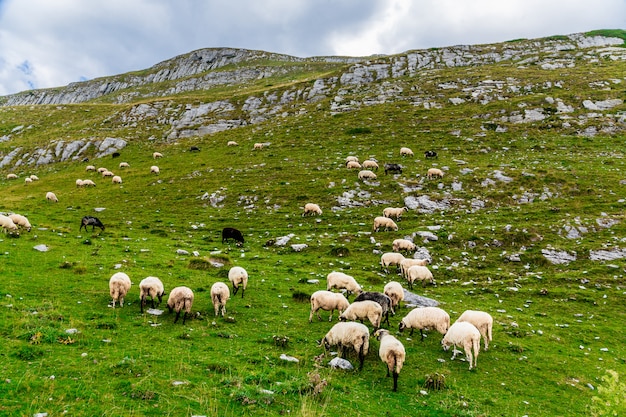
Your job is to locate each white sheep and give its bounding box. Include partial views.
[373,216,398,232]
[228,266,248,298]
[346,160,362,169]
[24,177,32,184]
[302,203,322,216]
[111,175,122,184]
[383,281,404,309]
[362,160,379,170]
[210,281,230,317]
[29,174,39,181]
[399,258,429,280]
[109,272,131,308]
[253,143,264,150]
[153,152,163,159]
[320,321,369,370]
[227,141,238,146]
[427,168,444,179]
[76,179,84,188]
[457,310,493,350]
[85,165,96,172]
[382,207,408,221]
[339,300,383,330]
[345,156,359,163]
[400,147,414,157]
[374,329,406,392]
[119,162,130,168]
[6,173,18,180]
[406,265,434,289]
[102,170,114,178]
[392,238,416,253]
[45,192,58,202]
[150,165,160,174]
[139,276,165,313]
[167,286,194,324]
[380,252,405,274]
[8,213,32,232]
[398,306,450,340]
[441,321,481,370]
[0,214,18,234]
[326,271,362,297]
[97,167,108,174]
[358,170,377,180]
[82,179,96,187]
[309,290,350,322]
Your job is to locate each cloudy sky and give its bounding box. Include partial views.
[0,0,624,96]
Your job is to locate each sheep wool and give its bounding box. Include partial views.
[382,206,408,220]
[8,213,32,232]
[380,252,405,274]
[0,214,18,233]
[339,300,383,330]
[45,192,58,202]
[321,321,370,370]
[457,310,493,350]
[373,216,398,232]
[210,282,230,317]
[441,321,481,370]
[427,168,444,179]
[399,258,429,280]
[309,290,350,323]
[109,272,132,308]
[406,265,434,289]
[358,169,377,180]
[398,306,450,340]
[139,276,165,313]
[346,160,362,169]
[400,147,414,156]
[326,271,362,298]
[302,203,322,216]
[228,266,248,298]
[392,238,416,253]
[383,281,404,309]
[150,166,160,174]
[112,175,122,184]
[167,286,194,324]
[153,152,163,159]
[362,160,379,170]
[375,329,406,392]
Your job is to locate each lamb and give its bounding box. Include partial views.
[346,160,362,169]
[398,306,450,340]
[456,310,493,350]
[228,266,248,298]
[339,300,383,330]
[109,272,131,308]
[150,165,160,174]
[167,286,194,324]
[210,282,230,317]
[362,160,379,170]
[406,265,434,289]
[358,170,377,180]
[373,216,398,232]
[441,321,481,370]
[400,147,414,157]
[309,290,350,322]
[222,227,244,246]
[353,291,394,327]
[111,175,122,184]
[6,173,17,179]
[46,192,58,202]
[8,213,32,232]
[0,214,18,234]
[399,258,429,280]
[153,152,163,159]
[320,321,369,370]
[380,252,405,274]
[383,281,404,309]
[139,276,165,313]
[392,238,416,253]
[227,141,238,146]
[382,206,408,221]
[85,165,96,172]
[326,271,362,298]
[427,168,444,179]
[384,163,402,175]
[374,329,406,392]
[253,143,264,150]
[119,162,130,168]
[302,203,322,216]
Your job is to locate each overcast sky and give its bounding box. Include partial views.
[0,0,624,96]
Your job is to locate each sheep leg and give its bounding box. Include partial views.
[419,329,425,341]
[182,311,188,325]
[240,288,245,298]
[392,371,399,392]
[232,285,239,296]
[140,296,145,313]
[174,310,181,323]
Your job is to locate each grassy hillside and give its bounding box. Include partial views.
[0,34,625,416]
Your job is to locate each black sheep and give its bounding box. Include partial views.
[222,227,244,246]
[384,163,403,175]
[424,150,437,158]
[353,291,394,327]
[80,216,105,232]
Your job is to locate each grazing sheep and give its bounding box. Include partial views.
[383,281,404,309]
[380,252,405,274]
[253,143,264,150]
[86,165,96,172]
[392,238,416,253]
[76,179,84,188]
[406,265,434,289]
[227,141,238,146]
[97,167,108,174]
[399,258,429,280]
[346,160,362,169]
[82,179,96,187]
[384,163,402,175]
[109,272,131,308]
[457,310,493,350]
[112,175,122,184]
[80,216,105,232]
[29,174,39,181]
[139,276,165,313]
[345,156,359,163]
[339,300,383,330]
[373,216,398,232]
[374,329,406,392]
[441,321,481,370]
[320,321,370,370]
[0,214,19,234]
[210,282,230,317]
[326,271,362,298]
[353,292,394,327]
[222,227,244,246]
[358,170,377,180]
[119,162,130,168]
[309,290,350,322]
[302,203,322,216]
[362,160,379,170]
[383,207,408,221]
[102,170,114,178]
[150,165,160,174]
[45,192,58,202]
[400,147,414,157]
[427,168,444,179]
[8,213,31,232]
[24,177,32,184]
[153,152,163,159]
[228,266,248,298]
[398,306,450,340]
[424,150,438,158]
[167,286,194,324]
[6,173,17,180]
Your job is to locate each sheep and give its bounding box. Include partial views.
[382,206,408,221]
[345,156,359,163]
[97,167,108,174]
[111,175,122,184]
[398,306,450,340]
[0,214,18,234]
[24,177,32,184]
[456,310,493,350]
[210,282,230,317]
[150,165,160,174]
[46,192,58,202]
[80,216,105,232]
[111,152,121,158]
[320,321,369,370]
[29,174,39,181]
[309,290,350,322]
[399,258,429,280]
[302,203,322,216]
[76,179,84,188]
[253,143,264,150]
[119,162,130,168]
[358,170,377,180]
[400,147,414,157]
[374,329,406,392]
[373,216,398,232]
[339,300,383,330]
[353,292,394,327]
[384,163,402,175]
[441,321,481,370]
[362,160,379,170]
[228,266,248,298]
[383,281,404,309]
[109,272,131,308]
[85,165,96,172]
[427,168,444,180]
[189,146,200,152]
[326,271,362,298]
[82,179,96,187]
[380,252,405,274]
[101,170,114,178]
[227,141,238,146]
[6,173,17,180]
[153,152,163,159]
[167,286,194,324]
[222,227,244,246]
[8,213,32,232]
[406,265,434,289]
[346,160,362,169]
[139,276,165,313]
[392,238,416,253]
[424,150,438,158]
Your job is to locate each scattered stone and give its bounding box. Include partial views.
[403,289,439,307]
[329,357,353,370]
[33,244,49,252]
[279,353,299,363]
[65,328,79,335]
[176,249,190,255]
[147,309,164,316]
[291,244,308,252]
[542,248,577,265]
